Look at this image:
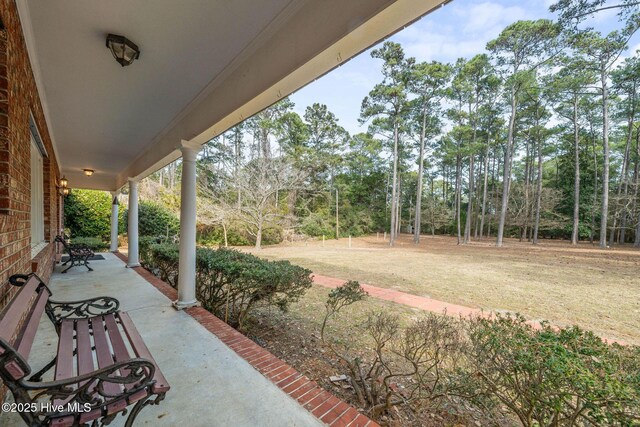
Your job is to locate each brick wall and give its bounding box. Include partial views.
[0,0,61,403]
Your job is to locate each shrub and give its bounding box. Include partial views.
[259,225,284,245]
[145,243,180,286]
[462,314,640,426]
[195,247,312,328]
[321,283,466,420]
[143,245,312,329]
[121,201,180,238]
[70,236,109,252]
[64,190,113,239]
[197,224,250,246]
[321,292,640,425]
[139,236,169,268]
[300,212,333,237]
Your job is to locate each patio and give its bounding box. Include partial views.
[0,254,326,427]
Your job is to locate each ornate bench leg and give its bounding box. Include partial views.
[61,261,74,273]
[124,396,151,427]
[84,255,94,272]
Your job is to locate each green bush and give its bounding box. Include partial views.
[139,236,169,268]
[300,212,333,237]
[197,224,250,246]
[145,243,180,286]
[260,225,284,245]
[121,201,179,238]
[70,236,109,252]
[64,190,114,239]
[143,245,312,329]
[196,247,312,328]
[463,314,640,426]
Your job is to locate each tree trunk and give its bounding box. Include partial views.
[488,153,498,238]
[255,221,263,250]
[396,178,402,236]
[616,118,634,245]
[385,170,390,230]
[635,131,640,247]
[464,117,478,244]
[533,134,543,245]
[235,130,242,208]
[335,188,340,239]
[497,89,517,247]
[464,154,474,244]
[390,121,399,246]
[630,136,639,246]
[455,150,462,245]
[261,128,271,159]
[430,175,436,236]
[443,164,447,204]
[591,127,598,245]
[414,109,427,244]
[521,134,531,242]
[571,97,581,246]
[480,140,491,239]
[599,68,610,248]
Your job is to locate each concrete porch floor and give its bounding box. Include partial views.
[0,252,323,427]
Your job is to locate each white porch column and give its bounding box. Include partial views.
[110,191,120,252]
[127,179,140,268]
[173,142,200,310]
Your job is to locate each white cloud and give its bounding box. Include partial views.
[330,69,376,89]
[455,2,528,33]
[393,1,525,62]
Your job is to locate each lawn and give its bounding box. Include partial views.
[244,233,640,345]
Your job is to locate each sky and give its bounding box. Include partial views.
[289,0,640,136]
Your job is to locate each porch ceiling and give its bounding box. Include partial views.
[19,0,449,191]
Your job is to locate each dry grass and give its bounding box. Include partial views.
[243,234,640,345]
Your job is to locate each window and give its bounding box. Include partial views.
[30,132,45,252]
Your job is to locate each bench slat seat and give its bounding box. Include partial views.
[52,313,170,423]
[0,274,169,427]
[118,312,170,394]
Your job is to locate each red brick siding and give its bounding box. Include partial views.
[0,0,61,403]
[0,26,8,216]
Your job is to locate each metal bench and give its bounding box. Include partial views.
[0,274,170,426]
[55,235,94,274]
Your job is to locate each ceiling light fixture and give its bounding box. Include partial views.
[83,169,95,176]
[106,33,140,67]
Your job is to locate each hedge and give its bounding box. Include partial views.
[121,201,180,238]
[142,244,312,329]
[70,237,109,252]
[64,190,117,239]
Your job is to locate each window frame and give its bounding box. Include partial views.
[29,116,47,256]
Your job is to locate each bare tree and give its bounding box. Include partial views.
[233,158,306,249]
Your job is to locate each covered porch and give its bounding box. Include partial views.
[15,0,449,311]
[0,253,331,426]
[1,0,448,425]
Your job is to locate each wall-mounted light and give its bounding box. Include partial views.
[83,169,94,176]
[106,34,140,67]
[57,175,69,196]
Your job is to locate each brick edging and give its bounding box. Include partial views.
[113,252,377,427]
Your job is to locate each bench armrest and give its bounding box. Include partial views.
[46,296,120,325]
[19,358,156,417]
